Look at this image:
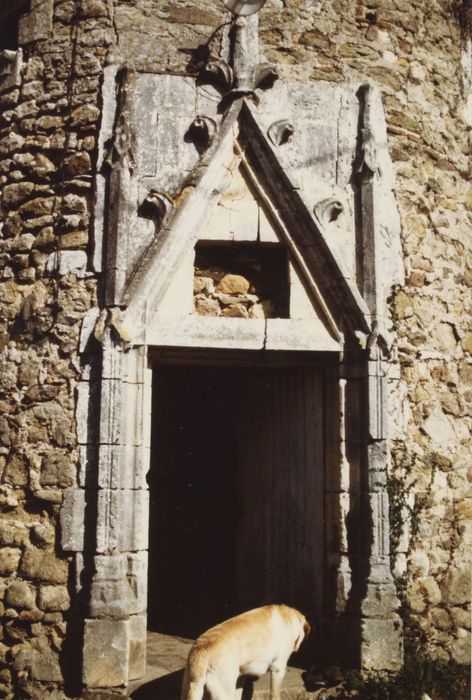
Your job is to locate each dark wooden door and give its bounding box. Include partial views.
[235,367,325,622]
[148,365,325,636]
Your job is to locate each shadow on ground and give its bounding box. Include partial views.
[130,670,260,700]
[131,669,184,700]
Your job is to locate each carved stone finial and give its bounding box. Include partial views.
[313,197,344,227]
[103,114,136,173]
[139,190,172,230]
[103,71,137,173]
[357,82,381,178]
[267,119,294,146]
[200,17,278,113]
[185,116,217,153]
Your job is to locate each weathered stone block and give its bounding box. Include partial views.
[89,554,136,617]
[450,631,471,664]
[13,635,62,682]
[63,151,91,177]
[129,614,146,680]
[0,520,29,547]
[29,521,55,549]
[96,489,149,553]
[0,547,21,575]
[19,0,54,44]
[3,453,28,486]
[60,488,85,552]
[38,585,70,612]
[40,452,76,488]
[127,551,147,615]
[1,181,35,207]
[442,567,471,606]
[20,549,68,584]
[0,49,22,95]
[451,607,471,630]
[71,104,100,127]
[83,619,130,688]
[89,578,133,619]
[360,617,403,671]
[5,582,36,610]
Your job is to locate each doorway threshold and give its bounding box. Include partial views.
[128,632,309,700]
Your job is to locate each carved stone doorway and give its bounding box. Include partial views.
[147,353,336,648]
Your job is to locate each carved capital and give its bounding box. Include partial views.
[267,119,294,146]
[366,320,394,359]
[94,308,132,349]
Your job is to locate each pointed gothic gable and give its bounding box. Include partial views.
[143,138,344,352]
[96,66,402,350]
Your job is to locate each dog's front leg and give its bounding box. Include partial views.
[269,668,286,700]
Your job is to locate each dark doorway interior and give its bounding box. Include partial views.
[148,364,325,640]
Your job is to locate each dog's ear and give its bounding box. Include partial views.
[294,618,311,651]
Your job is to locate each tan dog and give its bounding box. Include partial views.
[181,604,310,700]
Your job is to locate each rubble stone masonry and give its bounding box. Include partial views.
[0,0,470,697]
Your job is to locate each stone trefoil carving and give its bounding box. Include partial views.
[185,115,217,153]
[313,197,344,227]
[139,190,172,231]
[267,119,294,146]
[200,57,233,93]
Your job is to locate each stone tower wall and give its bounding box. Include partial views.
[0,1,470,697]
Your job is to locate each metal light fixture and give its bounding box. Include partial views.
[222,0,267,16]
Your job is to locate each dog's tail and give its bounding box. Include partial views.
[181,647,209,700]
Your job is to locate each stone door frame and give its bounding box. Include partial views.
[69,323,403,691]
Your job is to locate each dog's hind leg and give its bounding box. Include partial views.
[206,672,237,700]
[269,668,286,700]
